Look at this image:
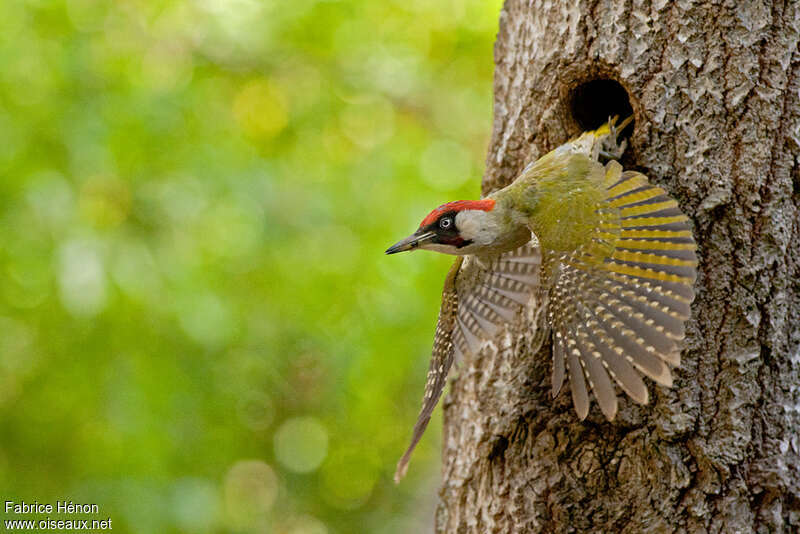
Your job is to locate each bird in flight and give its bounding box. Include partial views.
[386,117,697,482]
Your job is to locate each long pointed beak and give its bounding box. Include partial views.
[385,231,435,254]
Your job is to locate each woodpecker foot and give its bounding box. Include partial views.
[599,115,633,161]
[599,141,627,161]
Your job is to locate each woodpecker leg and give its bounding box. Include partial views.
[599,116,629,160]
[599,139,627,160]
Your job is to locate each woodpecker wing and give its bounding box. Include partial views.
[394,241,541,482]
[543,160,697,420]
[394,257,461,483]
[451,241,542,363]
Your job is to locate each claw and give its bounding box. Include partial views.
[599,115,632,161]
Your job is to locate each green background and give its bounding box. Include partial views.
[0,0,503,532]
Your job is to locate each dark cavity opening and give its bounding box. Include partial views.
[570,79,634,135]
[488,435,509,461]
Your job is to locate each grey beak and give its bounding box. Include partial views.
[385,231,435,254]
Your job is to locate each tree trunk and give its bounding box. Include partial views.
[437,1,800,532]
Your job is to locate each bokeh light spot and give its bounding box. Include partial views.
[26,171,76,231]
[285,514,329,534]
[79,175,131,228]
[66,0,110,32]
[0,317,35,405]
[236,390,274,431]
[178,293,237,349]
[320,446,379,510]
[233,78,288,141]
[171,478,219,533]
[57,238,108,317]
[223,460,279,531]
[139,40,194,93]
[5,252,51,309]
[339,95,396,151]
[202,196,263,259]
[274,416,329,473]
[111,238,161,302]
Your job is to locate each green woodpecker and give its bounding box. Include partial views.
[386,118,697,482]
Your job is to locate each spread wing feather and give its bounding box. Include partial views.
[451,242,541,362]
[394,241,541,482]
[546,162,697,420]
[394,258,461,483]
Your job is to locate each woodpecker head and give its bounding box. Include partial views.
[386,199,524,256]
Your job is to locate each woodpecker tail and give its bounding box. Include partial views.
[548,160,697,420]
[590,114,633,139]
[551,115,634,163]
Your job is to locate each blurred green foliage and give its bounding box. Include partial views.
[0,0,502,532]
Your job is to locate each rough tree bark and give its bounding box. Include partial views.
[437,1,800,532]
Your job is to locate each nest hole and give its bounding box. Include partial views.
[570,79,634,136]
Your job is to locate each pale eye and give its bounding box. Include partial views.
[439,217,452,229]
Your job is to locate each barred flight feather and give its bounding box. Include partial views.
[546,163,696,420]
[575,323,619,420]
[394,258,461,483]
[451,241,541,363]
[395,241,541,482]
